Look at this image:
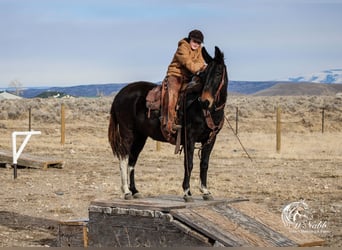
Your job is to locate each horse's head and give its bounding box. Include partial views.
[199,46,228,110]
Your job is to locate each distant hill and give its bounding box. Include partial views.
[228,81,278,94]
[8,68,342,98]
[21,81,280,98]
[19,80,342,98]
[22,83,127,98]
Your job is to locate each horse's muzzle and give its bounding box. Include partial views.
[200,90,214,109]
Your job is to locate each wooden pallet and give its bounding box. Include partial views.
[0,150,65,169]
[87,195,324,247]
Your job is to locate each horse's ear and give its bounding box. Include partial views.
[214,46,224,63]
[202,46,213,64]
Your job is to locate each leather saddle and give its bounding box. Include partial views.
[146,78,202,146]
[146,85,162,119]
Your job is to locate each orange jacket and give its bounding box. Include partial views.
[166,38,205,82]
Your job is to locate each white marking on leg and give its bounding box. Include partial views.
[184,188,191,197]
[199,182,210,195]
[120,157,130,195]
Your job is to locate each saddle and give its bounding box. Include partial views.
[146,85,162,118]
[146,77,202,147]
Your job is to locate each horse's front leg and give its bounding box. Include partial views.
[183,140,195,202]
[199,139,216,201]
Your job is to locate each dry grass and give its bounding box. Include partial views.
[0,95,341,246]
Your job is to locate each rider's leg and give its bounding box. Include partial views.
[166,75,182,133]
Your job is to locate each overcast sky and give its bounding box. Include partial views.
[1,0,341,87]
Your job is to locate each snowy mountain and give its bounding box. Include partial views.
[286,69,342,84]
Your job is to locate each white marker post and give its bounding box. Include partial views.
[12,131,41,179]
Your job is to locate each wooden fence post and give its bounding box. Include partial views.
[61,103,65,145]
[28,107,32,131]
[156,141,161,151]
[235,107,239,135]
[321,108,325,133]
[276,106,281,153]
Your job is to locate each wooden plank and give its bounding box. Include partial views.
[171,204,297,247]
[155,195,249,206]
[171,207,249,246]
[91,198,186,212]
[0,150,65,169]
[171,202,304,247]
[196,206,289,247]
[209,203,297,247]
[91,196,248,213]
[229,201,325,247]
[171,219,211,245]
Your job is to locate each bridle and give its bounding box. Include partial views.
[182,65,227,179]
[202,66,226,144]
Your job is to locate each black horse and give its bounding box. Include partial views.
[108,46,228,202]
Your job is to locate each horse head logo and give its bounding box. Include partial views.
[281,200,313,228]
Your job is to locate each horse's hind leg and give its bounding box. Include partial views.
[119,156,133,200]
[119,154,143,200]
[118,133,147,200]
[128,135,147,199]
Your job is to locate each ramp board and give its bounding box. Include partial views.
[87,196,324,247]
[171,202,324,247]
[0,150,65,169]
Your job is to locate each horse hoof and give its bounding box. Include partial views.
[183,195,194,203]
[133,193,143,199]
[203,193,214,201]
[124,193,133,200]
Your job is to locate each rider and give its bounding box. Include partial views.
[163,29,207,135]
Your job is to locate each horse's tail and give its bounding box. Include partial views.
[108,111,127,160]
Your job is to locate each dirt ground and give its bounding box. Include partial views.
[0,95,341,247]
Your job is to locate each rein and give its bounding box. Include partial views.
[202,67,226,144]
[181,65,227,183]
[202,109,224,144]
[214,67,226,104]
